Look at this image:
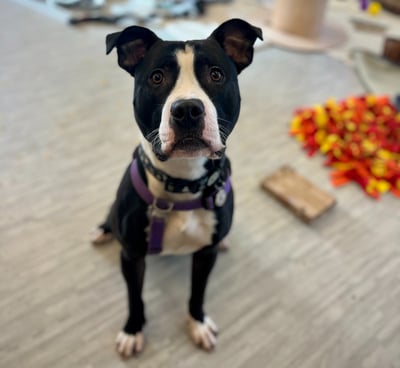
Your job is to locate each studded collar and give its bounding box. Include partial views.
[137,145,226,194]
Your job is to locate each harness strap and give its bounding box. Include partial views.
[130,158,231,254]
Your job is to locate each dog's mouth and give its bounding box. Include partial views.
[154,136,225,161]
[173,137,209,152]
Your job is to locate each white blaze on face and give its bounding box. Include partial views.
[159,45,224,156]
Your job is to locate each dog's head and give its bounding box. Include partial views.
[106,19,262,161]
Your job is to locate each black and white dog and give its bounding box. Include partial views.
[92,19,262,358]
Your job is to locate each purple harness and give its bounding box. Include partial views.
[130,158,231,254]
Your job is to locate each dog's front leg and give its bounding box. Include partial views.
[116,251,146,358]
[188,245,219,351]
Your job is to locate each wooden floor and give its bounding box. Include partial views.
[1,1,399,367]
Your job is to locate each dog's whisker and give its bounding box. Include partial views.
[218,125,230,142]
[219,132,228,142]
[219,125,229,135]
[217,121,232,134]
[217,117,233,125]
[152,136,161,149]
[145,129,159,142]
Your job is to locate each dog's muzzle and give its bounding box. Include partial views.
[169,98,212,153]
[155,98,225,160]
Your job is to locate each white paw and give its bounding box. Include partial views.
[218,237,230,252]
[115,331,145,358]
[89,227,114,245]
[187,315,218,351]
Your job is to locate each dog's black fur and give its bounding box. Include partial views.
[94,19,262,357]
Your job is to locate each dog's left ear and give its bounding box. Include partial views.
[209,18,263,74]
[106,26,161,76]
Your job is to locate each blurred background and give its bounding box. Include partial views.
[1,1,399,367]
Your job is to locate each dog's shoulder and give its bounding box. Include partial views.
[110,148,150,255]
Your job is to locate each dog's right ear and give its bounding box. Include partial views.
[106,26,160,76]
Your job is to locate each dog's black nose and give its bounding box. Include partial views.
[170,99,205,127]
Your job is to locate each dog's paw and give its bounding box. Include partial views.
[187,315,218,351]
[115,331,145,358]
[89,227,114,245]
[218,238,230,252]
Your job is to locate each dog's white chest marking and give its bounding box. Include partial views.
[142,141,217,255]
[161,209,216,255]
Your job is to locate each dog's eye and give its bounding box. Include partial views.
[150,70,164,85]
[209,67,224,82]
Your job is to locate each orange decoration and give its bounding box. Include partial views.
[289,95,400,199]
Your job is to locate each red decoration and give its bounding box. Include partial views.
[289,95,400,199]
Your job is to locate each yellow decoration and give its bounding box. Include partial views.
[315,130,326,144]
[332,162,354,170]
[346,97,356,108]
[368,1,382,15]
[342,110,354,121]
[371,161,387,177]
[345,121,357,132]
[377,149,393,160]
[362,139,377,154]
[366,179,378,194]
[382,106,392,116]
[290,116,301,130]
[326,97,338,110]
[315,110,328,128]
[366,95,376,106]
[376,180,390,193]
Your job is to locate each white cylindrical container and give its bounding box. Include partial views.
[271,0,329,39]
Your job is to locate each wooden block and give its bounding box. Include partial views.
[261,166,336,223]
[350,17,387,34]
[383,37,400,64]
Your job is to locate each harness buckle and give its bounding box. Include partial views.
[151,198,174,217]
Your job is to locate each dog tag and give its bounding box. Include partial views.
[215,188,227,207]
[207,171,220,186]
